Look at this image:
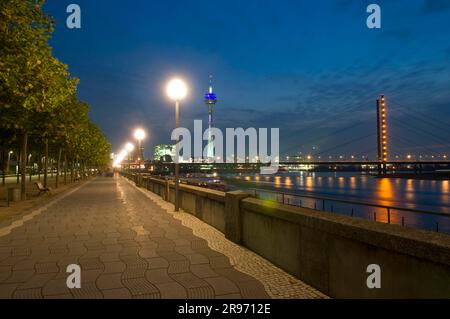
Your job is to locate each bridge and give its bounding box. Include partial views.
[279,160,450,165]
[130,95,450,176]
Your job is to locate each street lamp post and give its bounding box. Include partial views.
[167,78,187,212]
[133,129,146,169]
[125,142,135,171]
[7,151,13,175]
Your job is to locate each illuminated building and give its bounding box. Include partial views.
[153,144,175,161]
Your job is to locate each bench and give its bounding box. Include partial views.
[35,182,51,195]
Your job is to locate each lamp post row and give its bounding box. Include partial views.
[114,78,188,213]
[167,78,188,212]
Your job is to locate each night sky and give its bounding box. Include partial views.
[44,0,450,159]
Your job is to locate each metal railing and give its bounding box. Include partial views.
[250,188,450,235]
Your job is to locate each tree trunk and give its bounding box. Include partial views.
[38,153,41,181]
[21,133,27,200]
[16,151,20,184]
[44,138,48,188]
[56,147,62,188]
[70,161,74,183]
[6,152,10,175]
[64,153,67,185]
[76,159,79,180]
[1,149,5,186]
[28,154,32,182]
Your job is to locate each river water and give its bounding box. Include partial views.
[227,172,450,234]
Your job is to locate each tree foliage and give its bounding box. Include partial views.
[0,0,111,186]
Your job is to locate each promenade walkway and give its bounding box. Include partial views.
[0,176,326,299]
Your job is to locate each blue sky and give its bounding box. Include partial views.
[44,0,450,159]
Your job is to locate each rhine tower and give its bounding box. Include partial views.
[204,75,217,161]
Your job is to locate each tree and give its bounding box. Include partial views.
[1,0,55,198]
[1,0,111,198]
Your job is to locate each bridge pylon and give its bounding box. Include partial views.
[376,95,388,175]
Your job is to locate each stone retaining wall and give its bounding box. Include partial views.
[123,173,450,298]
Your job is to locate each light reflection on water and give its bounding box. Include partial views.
[232,172,450,233]
[236,172,450,214]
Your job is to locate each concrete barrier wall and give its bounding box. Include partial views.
[172,184,226,233]
[137,175,226,233]
[124,173,450,298]
[240,198,450,298]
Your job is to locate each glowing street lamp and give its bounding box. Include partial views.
[134,128,146,165]
[167,78,188,212]
[125,142,135,152]
[119,149,128,158]
[113,149,129,168]
[125,143,135,171]
[167,78,188,101]
[134,129,146,141]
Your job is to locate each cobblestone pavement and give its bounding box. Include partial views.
[131,179,327,299]
[0,176,327,299]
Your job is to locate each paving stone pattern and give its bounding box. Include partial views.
[132,179,327,299]
[0,177,327,299]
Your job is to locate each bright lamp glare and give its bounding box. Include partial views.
[167,78,187,101]
[125,142,135,152]
[113,149,129,167]
[134,128,146,141]
[119,150,128,157]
